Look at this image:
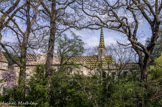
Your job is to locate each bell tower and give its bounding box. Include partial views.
[98,27,106,60]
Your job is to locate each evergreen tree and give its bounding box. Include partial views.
[57,31,84,71]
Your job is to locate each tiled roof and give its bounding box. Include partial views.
[0,51,8,63]
[26,57,60,65]
[99,27,105,48]
[18,55,113,68]
[26,54,37,61]
[66,56,113,68]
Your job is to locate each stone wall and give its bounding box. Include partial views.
[0,62,8,95]
[13,65,36,81]
[0,62,8,71]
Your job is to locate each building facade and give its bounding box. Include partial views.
[13,28,115,77]
[0,29,139,94]
[0,51,8,95]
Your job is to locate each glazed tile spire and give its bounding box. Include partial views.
[99,27,105,48]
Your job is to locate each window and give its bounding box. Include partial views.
[0,64,4,69]
[112,72,116,76]
[1,84,4,96]
[25,85,30,94]
[123,71,128,76]
[55,67,59,72]
[122,70,129,77]
[25,72,28,80]
[68,68,73,73]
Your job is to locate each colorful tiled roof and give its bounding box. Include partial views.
[26,54,37,61]
[15,28,112,68]
[24,55,113,68]
[0,51,8,63]
[99,27,105,48]
[26,57,60,65]
[67,56,113,68]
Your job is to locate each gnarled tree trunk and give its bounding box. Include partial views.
[45,0,56,105]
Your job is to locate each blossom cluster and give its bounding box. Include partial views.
[2,70,17,88]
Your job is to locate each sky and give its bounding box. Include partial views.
[1,0,154,52]
[2,23,152,49]
[68,21,152,49]
[71,28,124,47]
[1,17,152,54]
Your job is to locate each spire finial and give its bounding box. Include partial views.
[99,27,105,48]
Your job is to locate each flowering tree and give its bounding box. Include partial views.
[2,70,17,88]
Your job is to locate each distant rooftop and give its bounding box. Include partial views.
[0,51,8,63]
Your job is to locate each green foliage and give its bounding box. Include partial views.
[57,31,84,65]
[148,53,162,80]
[57,32,85,72]
[1,58,162,107]
[1,86,24,105]
[146,54,162,106]
[108,79,143,107]
[26,65,48,107]
[50,72,92,107]
[57,31,84,57]
[27,65,92,107]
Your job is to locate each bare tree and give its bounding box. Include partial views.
[0,0,20,40]
[106,43,138,76]
[0,0,42,100]
[40,0,82,105]
[84,46,98,56]
[75,0,162,82]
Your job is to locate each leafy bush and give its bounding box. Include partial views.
[147,53,162,106]
[26,65,48,107]
[26,65,92,107]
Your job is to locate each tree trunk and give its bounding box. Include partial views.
[140,55,150,82]
[45,0,56,78]
[138,53,151,107]
[18,47,27,101]
[45,0,56,105]
[18,0,31,101]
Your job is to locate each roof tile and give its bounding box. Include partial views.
[0,51,8,62]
